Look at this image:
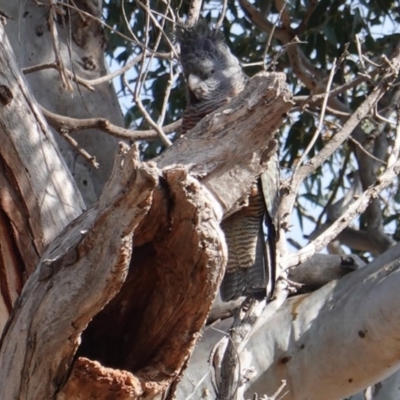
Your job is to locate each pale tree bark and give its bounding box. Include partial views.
[1,0,123,205]
[177,244,400,400]
[2,1,400,399]
[0,16,292,398]
[0,19,84,333]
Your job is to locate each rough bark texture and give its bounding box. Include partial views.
[0,144,158,399]
[0,21,84,333]
[0,17,293,398]
[157,71,291,216]
[57,358,144,400]
[73,72,292,398]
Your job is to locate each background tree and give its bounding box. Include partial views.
[0,0,399,399]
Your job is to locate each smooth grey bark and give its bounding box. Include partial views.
[177,244,400,400]
[1,0,123,205]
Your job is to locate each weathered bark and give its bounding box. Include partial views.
[71,72,292,398]
[0,16,293,398]
[1,1,123,205]
[157,71,290,216]
[0,144,159,399]
[0,21,84,332]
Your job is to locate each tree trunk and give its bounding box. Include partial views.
[0,14,293,398]
[177,244,400,400]
[1,0,123,205]
[0,20,84,333]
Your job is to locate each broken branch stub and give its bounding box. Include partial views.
[157,71,293,216]
[58,73,292,398]
[0,145,158,400]
[0,52,292,399]
[73,165,227,399]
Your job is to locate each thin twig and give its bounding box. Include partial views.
[285,155,400,268]
[219,299,258,400]
[293,69,378,107]
[263,1,289,68]
[294,58,337,172]
[316,149,351,228]
[279,52,400,236]
[349,136,386,164]
[21,53,173,89]
[59,130,99,168]
[355,34,366,71]
[41,105,180,140]
[124,0,173,147]
[55,0,152,51]
[48,1,73,92]
[374,104,397,126]
[187,0,202,26]
[267,37,307,71]
[158,64,180,126]
[126,77,173,146]
[215,0,228,29]
[135,0,179,58]
[362,55,383,68]
[388,104,400,168]
[184,367,213,400]
[64,2,90,112]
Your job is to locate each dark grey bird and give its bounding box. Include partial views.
[175,20,279,301]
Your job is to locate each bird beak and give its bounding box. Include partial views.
[188,74,202,92]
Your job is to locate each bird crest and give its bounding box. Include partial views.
[174,19,225,48]
[174,19,240,80]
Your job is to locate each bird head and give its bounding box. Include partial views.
[175,20,246,103]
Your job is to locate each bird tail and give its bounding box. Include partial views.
[220,183,268,301]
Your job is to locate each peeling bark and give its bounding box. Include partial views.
[0,18,293,398]
[0,21,84,332]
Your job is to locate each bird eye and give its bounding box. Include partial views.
[210,68,215,74]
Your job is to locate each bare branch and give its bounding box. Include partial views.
[187,0,202,26]
[349,136,387,165]
[279,50,400,238]
[218,298,266,400]
[215,0,228,29]
[22,52,173,89]
[126,77,173,146]
[59,130,99,169]
[294,58,337,171]
[48,2,73,92]
[285,154,400,267]
[263,0,290,67]
[40,105,180,141]
[293,69,379,107]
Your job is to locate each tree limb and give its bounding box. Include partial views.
[41,105,180,141]
[177,244,400,400]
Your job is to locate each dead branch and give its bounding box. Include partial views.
[41,105,180,141]
[0,44,293,399]
[157,71,293,216]
[186,0,202,26]
[279,47,400,241]
[287,253,365,291]
[285,152,400,267]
